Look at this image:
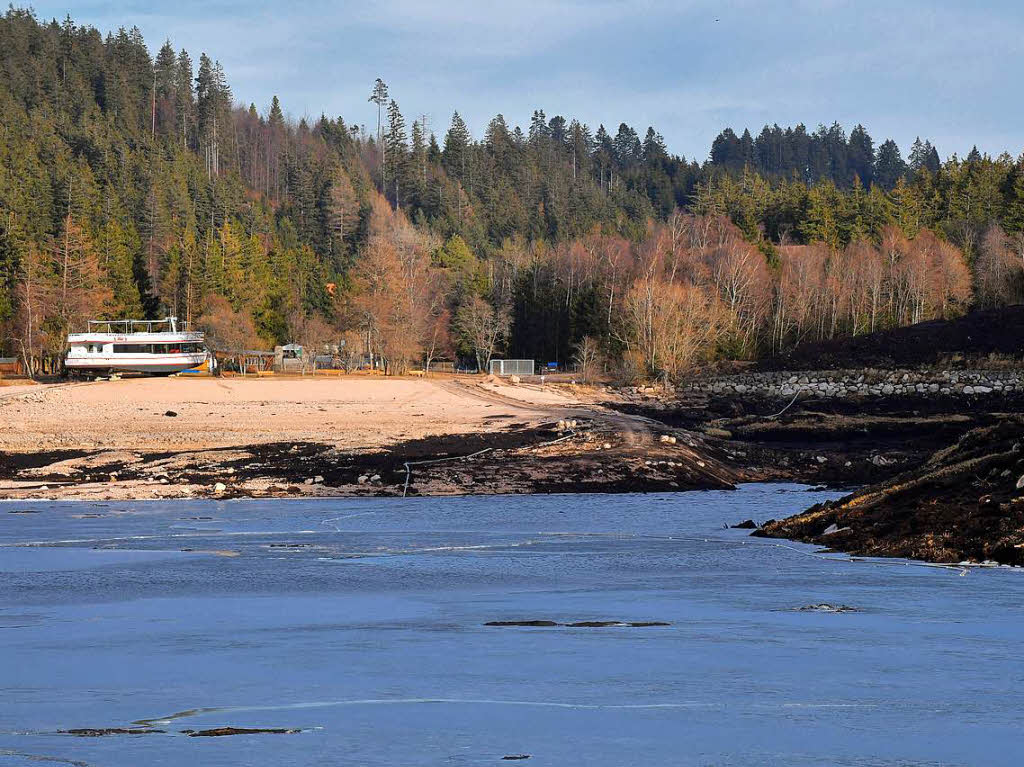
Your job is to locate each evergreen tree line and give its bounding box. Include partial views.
[1,10,1022,379]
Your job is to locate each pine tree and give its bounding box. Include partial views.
[874,139,906,190]
[368,78,389,188]
[99,218,143,317]
[443,111,471,181]
[642,127,667,164]
[847,124,875,187]
[153,41,176,137]
[174,49,194,148]
[908,137,927,171]
[385,99,408,206]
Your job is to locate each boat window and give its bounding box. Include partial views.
[111,343,204,354]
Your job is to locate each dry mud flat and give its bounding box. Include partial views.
[0,376,740,500]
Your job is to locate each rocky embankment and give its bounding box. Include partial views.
[607,361,1024,564]
[606,374,1021,487]
[754,417,1024,565]
[679,368,1022,399]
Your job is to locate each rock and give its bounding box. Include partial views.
[602,442,612,450]
[485,620,559,627]
[303,478,315,485]
[486,620,669,628]
[213,482,227,493]
[730,519,757,529]
[370,474,382,484]
[314,475,324,484]
[61,728,165,736]
[357,475,369,484]
[182,727,299,737]
[568,621,670,627]
[509,375,520,384]
[795,604,859,613]
[815,455,828,464]
[164,410,178,417]
[822,523,851,535]
[1017,474,1024,490]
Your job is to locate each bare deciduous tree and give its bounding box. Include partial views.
[456,295,510,373]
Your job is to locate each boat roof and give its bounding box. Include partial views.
[68,331,204,340]
[83,317,187,333]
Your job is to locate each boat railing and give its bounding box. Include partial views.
[84,317,190,334]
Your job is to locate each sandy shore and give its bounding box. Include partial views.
[0,375,741,500]
[0,376,573,453]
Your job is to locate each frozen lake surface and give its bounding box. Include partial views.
[1,485,1022,766]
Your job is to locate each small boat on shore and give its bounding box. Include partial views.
[65,317,210,377]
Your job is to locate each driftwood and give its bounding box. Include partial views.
[402,448,494,497]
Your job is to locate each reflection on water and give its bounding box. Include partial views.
[1,486,1022,766]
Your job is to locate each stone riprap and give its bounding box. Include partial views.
[677,369,1022,399]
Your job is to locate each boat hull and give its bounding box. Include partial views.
[65,353,209,375]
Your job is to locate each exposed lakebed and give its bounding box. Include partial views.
[1,487,1022,766]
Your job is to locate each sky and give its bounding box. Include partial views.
[27,0,1024,161]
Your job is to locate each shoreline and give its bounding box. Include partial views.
[3,372,1022,566]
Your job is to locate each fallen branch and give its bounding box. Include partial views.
[402,448,494,497]
[764,390,802,419]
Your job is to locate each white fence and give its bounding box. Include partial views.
[489,359,535,377]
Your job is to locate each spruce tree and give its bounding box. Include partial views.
[874,140,906,190]
[385,99,408,206]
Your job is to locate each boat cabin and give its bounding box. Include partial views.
[66,317,210,376]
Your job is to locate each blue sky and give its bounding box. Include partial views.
[28,0,1024,161]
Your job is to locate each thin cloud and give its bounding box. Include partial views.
[26,0,1024,159]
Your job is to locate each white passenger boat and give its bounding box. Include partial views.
[65,317,210,376]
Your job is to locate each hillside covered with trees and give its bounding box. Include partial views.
[1,9,1023,378]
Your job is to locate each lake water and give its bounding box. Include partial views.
[1,486,1022,766]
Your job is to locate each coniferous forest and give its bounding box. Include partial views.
[2,9,1024,378]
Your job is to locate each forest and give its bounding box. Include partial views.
[1,8,1023,379]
